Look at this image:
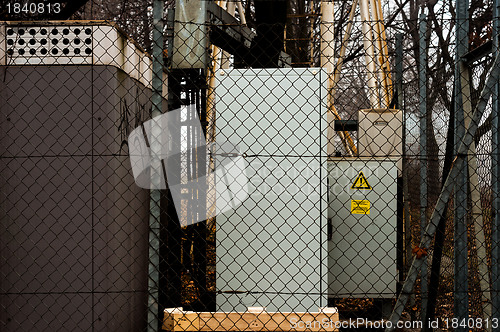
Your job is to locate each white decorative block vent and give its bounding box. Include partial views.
[1,22,167,98]
[5,25,92,64]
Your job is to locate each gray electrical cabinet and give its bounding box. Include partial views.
[215,68,328,312]
[328,158,398,298]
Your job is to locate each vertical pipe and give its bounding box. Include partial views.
[396,33,412,280]
[395,33,404,272]
[236,1,247,25]
[359,0,379,108]
[369,0,386,106]
[320,0,345,156]
[309,1,315,66]
[492,0,500,325]
[167,9,175,64]
[373,0,393,107]
[221,1,234,69]
[395,32,406,316]
[320,0,334,74]
[454,0,469,326]
[148,0,164,331]
[418,13,428,323]
[163,8,183,314]
[206,1,224,142]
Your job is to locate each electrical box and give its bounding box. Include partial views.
[328,158,398,299]
[215,68,328,312]
[358,109,402,157]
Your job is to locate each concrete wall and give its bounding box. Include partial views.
[0,65,153,331]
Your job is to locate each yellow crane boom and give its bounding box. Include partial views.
[322,0,393,156]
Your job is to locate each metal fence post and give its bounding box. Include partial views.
[396,33,408,275]
[166,8,175,66]
[492,0,500,326]
[454,0,469,326]
[386,52,500,332]
[148,0,164,331]
[418,12,428,322]
[395,34,403,110]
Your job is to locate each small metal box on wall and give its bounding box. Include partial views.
[358,109,402,173]
[327,158,398,298]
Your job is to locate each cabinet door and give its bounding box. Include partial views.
[328,159,398,299]
[215,68,328,312]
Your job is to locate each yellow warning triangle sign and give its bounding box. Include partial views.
[351,171,372,190]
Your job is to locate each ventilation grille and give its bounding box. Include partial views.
[6,26,92,64]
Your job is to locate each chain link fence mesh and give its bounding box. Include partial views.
[0,1,499,331]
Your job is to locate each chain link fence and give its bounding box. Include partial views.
[1,1,499,331]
